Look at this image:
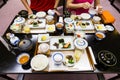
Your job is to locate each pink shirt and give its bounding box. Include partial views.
[68,0,93,14]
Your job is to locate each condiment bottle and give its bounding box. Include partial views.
[10,34,20,46]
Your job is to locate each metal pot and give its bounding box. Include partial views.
[96,50,117,70]
[16,39,33,51]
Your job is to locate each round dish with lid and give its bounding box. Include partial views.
[74,38,88,50]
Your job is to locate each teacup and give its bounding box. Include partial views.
[48,9,55,16]
[56,22,64,30]
[88,8,97,18]
[93,16,101,23]
[95,32,106,40]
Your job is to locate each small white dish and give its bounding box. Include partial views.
[14,17,25,24]
[36,11,46,18]
[38,43,49,53]
[31,54,49,71]
[94,24,106,31]
[47,9,55,16]
[46,24,55,32]
[80,13,91,20]
[64,18,74,23]
[105,25,114,31]
[88,8,97,17]
[93,16,101,23]
[46,15,54,21]
[64,54,75,67]
[38,34,49,43]
[74,38,88,50]
[74,31,86,38]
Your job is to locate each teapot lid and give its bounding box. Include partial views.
[98,50,117,66]
[19,39,32,49]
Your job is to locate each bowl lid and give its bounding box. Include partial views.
[64,18,74,23]
[74,38,88,49]
[18,39,32,49]
[98,50,117,66]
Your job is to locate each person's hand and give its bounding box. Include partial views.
[82,2,91,9]
[53,9,61,16]
[28,10,33,15]
[96,5,103,14]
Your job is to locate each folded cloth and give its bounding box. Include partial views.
[101,10,115,24]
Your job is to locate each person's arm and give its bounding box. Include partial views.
[94,0,100,7]
[21,0,33,14]
[54,0,60,9]
[66,0,91,9]
[53,0,61,16]
[94,0,102,14]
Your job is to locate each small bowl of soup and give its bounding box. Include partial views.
[17,53,30,65]
[56,22,64,30]
[95,32,106,40]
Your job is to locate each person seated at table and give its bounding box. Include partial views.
[66,0,102,15]
[21,0,61,15]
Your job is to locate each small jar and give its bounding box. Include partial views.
[10,34,20,46]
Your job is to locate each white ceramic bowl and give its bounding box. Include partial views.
[74,38,88,50]
[95,32,106,40]
[80,13,91,20]
[17,53,30,65]
[31,54,49,71]
[38,43,49,53]
[52,52,64,65]
[36,11,46,18]
[93,16,101,23]
[48,9,55,16]
[46,15,54,21]
[105,25,114,31]
[88,8,97,17]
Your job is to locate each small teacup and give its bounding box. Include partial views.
[56,22,64,30]
[88,8,97,18]
[48,9,55,16]
[95,32,106,40]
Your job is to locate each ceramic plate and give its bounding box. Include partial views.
[64,18,74,23]
[105,25,114,31]
[50,36,74,50]
[74,20,94,30]
[14,17,25,24]
[38,34,49,43]
[74,38,88,49]
[64,54,76,67]
[94,24,107,31]
[26,19,46,28]
[36,11,46,18]
[31,54,49,71]
[80,13,91,20]
[46,24,55,32]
